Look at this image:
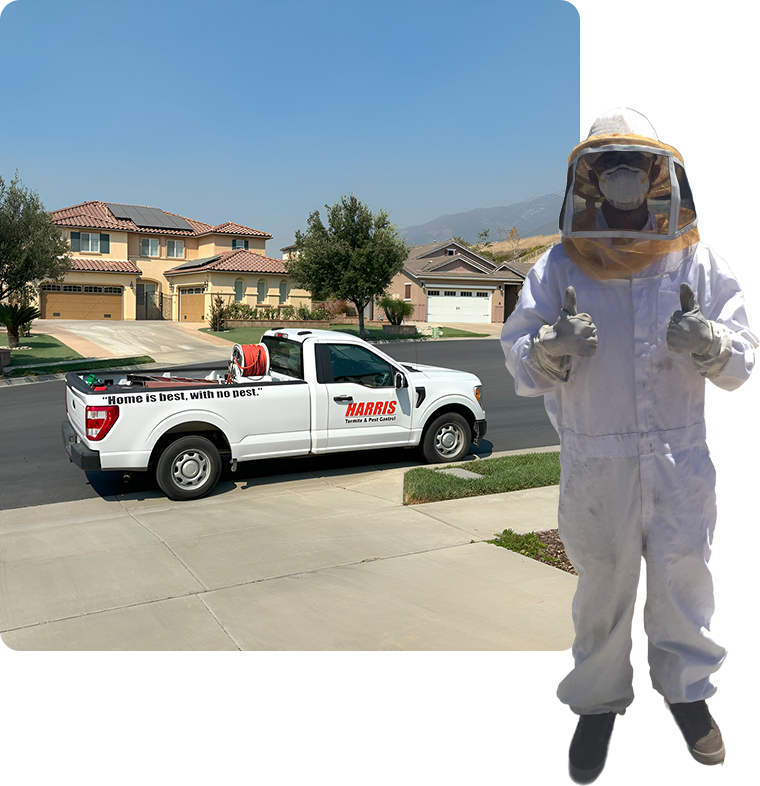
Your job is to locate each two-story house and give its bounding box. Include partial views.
[43,201,310,322]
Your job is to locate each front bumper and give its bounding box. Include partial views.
[474,418,488,442]
[61,421,102,471]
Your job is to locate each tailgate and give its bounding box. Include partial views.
[66,381,87,436]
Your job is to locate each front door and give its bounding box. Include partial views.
[320,342,413,450]
[136,283,162,320]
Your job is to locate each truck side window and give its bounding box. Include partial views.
[262,337,304,379]
[326,344,394,388]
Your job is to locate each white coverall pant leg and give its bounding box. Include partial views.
[555,444,726,715]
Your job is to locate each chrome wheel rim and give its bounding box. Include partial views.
[434,423,465,458]
[172,450,211,489]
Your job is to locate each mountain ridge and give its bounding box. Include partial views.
[399,192,563,246]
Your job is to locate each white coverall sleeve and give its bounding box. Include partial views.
[501,258,570,395]
[697,252,757,391]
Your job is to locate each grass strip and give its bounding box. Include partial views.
[5,356,155,377]
[0,333,83,366]
[403,451,560,505]
[201,325,490,344]
[486,529,558,566]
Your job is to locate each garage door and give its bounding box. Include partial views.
[426,289,491,323]
[40,285,123,320]
[179,288,206,322]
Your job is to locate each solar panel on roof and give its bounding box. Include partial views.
[104,202,192,232]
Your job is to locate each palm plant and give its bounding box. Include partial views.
[0,302,41,348]
[377,296,414,325]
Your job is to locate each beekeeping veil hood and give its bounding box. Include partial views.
[559,107,699,279]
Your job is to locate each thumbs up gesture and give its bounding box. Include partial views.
[540,286,598,358]
[666,283,713,355]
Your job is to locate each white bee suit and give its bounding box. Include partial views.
[500,241,756,714]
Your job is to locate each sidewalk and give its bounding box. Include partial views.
[0,454,573,651]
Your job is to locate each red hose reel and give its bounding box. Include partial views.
[229,343,270,381]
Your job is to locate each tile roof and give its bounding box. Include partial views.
[402,239,524,282]
[69,258,142,274]
[206,222,271,238]
[50,201,270,238]
[164,249,288,276]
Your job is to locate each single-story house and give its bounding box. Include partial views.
[41,201,310,321]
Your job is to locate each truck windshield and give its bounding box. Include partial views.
[262,336,304,379]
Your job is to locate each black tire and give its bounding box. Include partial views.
[156,436,222,501]
[421,412,472,464]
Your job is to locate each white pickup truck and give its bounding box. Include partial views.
[62,328,487,500]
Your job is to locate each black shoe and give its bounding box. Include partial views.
[667,700,725,765]
[568,712,616,783]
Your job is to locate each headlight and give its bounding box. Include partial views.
[474,385,483,406]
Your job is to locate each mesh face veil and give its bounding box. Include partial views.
[558,108,699,280]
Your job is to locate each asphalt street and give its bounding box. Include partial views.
[0,339,558,511]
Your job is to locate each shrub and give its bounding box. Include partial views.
[280,305,295,320]
[207,294,227,331]
[295,302,311,321]
[377,296,415,325]
[309,308,331,320]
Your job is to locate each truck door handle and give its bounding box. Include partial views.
[333,395,353,403]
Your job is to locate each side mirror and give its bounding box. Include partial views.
[394,371,408,389]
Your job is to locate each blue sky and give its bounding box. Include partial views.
[0,0,578,252]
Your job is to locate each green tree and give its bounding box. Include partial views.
[287,195,410,340]
[0,171,71,302]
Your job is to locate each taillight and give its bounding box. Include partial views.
[85,406,119,441]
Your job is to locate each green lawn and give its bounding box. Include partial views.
[404,451,561,505]
[0,333,82,366]
[201,325,490,344]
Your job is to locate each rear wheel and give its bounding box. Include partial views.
[156,436,222,500]
[421,412,471,463]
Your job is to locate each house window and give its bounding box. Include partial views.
[428,290,440,296]
[444,290,456,297]
[233,239,249,250]
[167,240,184,258]
[404,283,412,301]
[476,291,489,298]
[40,283,62,291]
[141,238,159,257]
[279,281,288,304]
[460,291,473,297]
[257,279,267,303]
[446,249,455,256]
[63,285,82,292]
[80,233,100,253]
[234,279,244,303]
[70,232,110,253]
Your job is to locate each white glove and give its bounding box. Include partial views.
[538,286,598,357]
[666,283,732,377]
[666,284,713,355]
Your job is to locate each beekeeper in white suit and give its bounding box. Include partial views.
[501,108,756,784]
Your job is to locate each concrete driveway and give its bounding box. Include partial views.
[36,319,233,365]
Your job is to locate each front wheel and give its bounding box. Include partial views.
[156,436,222,501]
[421,412,472,464]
